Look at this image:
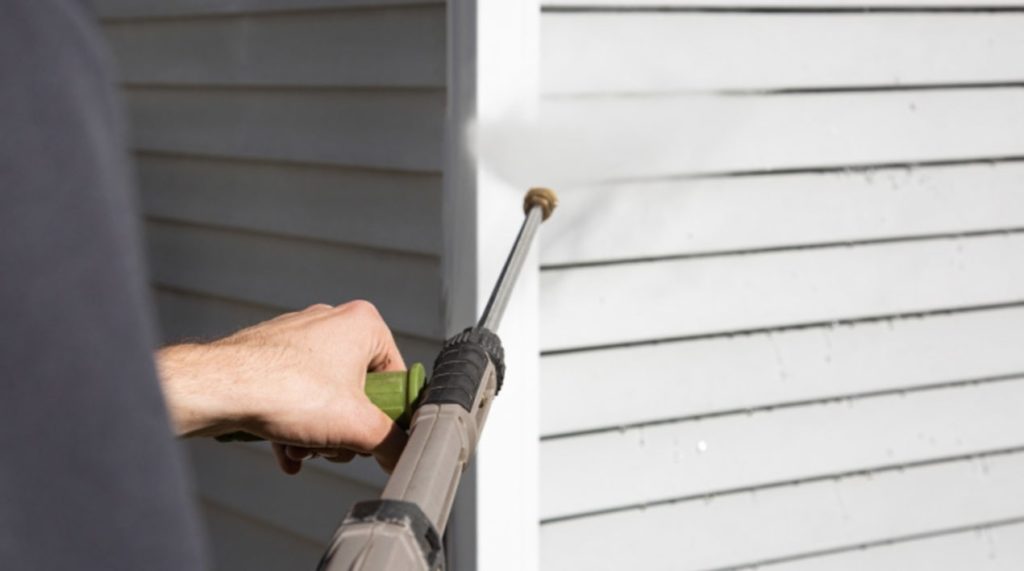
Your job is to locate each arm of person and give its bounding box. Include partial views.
[156,300,409,474]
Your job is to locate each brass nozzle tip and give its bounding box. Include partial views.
[524,187,558,221]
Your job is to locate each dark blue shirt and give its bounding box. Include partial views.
[0,1,207,568]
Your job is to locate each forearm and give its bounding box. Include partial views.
[156,343,250,438]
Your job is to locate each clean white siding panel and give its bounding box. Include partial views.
[138,155,442,255]
[498,90,1024,183]
[541,451,1024,570]
[543,14,1024,94]
[768,521,1024,571]
[537,3,1024,571]
[541,306,1024,435]
[146,222,441,339]
[104,7,444,88]
[126,87,444,171]
[541,379,1024,519]
[541,233,1024,351]
[542,162,1024,266]
[545,0,1024,6]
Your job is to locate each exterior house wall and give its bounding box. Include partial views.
[96,1,447,568]
[94,0,1024,568]
[537,2,1024,569]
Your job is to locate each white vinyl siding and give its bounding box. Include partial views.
[538,3,1024,570]
[98,3,445,569]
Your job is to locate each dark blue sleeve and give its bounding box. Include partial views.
[0,1,208,568]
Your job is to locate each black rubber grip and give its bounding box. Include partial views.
[331,499,444,570]
[421,327,505,411]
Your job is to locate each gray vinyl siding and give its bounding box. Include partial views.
[537,3,1024,570]
[97,3,445,569]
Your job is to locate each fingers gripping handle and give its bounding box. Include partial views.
[214,364,427,442]
[318,330,505,570]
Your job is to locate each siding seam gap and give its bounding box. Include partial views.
[133,149,443,177]
[199,495,328,548]
[587,154,1024,186]
[99,2,444,25]
[542,6,1024,14]
[541,298,1024,355]
[542,226,1024,270]
[703,514,1024,571]
[145,215,441,261]
[152,283,443,344]
[540,444,1024,524]
[545,81,1024,100]
[541,370,1024,440]
[123,83,444,94]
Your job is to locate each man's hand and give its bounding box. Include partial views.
[157,300,409,474]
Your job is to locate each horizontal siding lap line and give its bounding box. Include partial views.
[710,514,1024,571]
[122,83,443,94]
[542,158,1024,267]
[541,450,1024,568]
[541,225,1024,271]
[104,5,444,88]
[133,149,442,177]
[543,232,1024,349]
[543,378,1024,518]
[128,151,1017,186]
[154,283,283,314]
[541,443,1024,524]
[542,370,1024,440]
[542,6,1024,14]
[521,89,1024,182]
[125,87,443,172]
[130,151,438,178]
[144,215,440,261]
[594,154,1024,186]
[152,283,442,345]
[541,303,1024,435]
[198,496,327,549]
[98,1,444,24]
[189,440,381,542]
[545,81,1024,100]
[541,298,1024,356]
[543,6,1024,94]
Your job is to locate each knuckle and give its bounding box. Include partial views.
[342,299,380,318]
[304,303,333,312]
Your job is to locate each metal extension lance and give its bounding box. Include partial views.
[317,188,557,571]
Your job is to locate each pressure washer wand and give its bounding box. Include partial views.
[478,190,551,332]
[317,188,558,571]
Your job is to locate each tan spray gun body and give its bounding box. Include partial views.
[317,188,557,571]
